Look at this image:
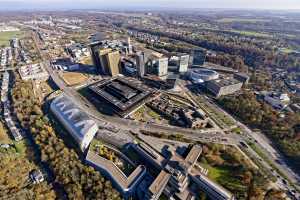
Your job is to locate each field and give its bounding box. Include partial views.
[217,18,271,23]
[61,72,89,86]
[200,162,248,196]
[0,31,24,46]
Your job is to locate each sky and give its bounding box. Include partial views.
[0,0,300,10]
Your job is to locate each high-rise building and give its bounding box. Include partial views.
[193,49,206,66]
[106,51,121,76]
[157,57,168,77]
[89,41,103,73]
[99,48,113,74]
[136,52,145,78]
[127,37,133,54]
[178,54,190,73]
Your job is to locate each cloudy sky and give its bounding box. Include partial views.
[0,0,300,10]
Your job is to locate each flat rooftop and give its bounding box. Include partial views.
[86,150,146,192]
[89,77,153,115]
[208,78,241,88]
[148,170,171,195]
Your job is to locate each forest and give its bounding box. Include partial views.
[218,91,300,169]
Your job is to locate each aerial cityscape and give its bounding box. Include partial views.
[0,1,300,200]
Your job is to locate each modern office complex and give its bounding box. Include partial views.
[50,94,98,151]
[206,78,243,97]
[133,143,235,200]
[89,77,154,117]
[188,68,219,84]
[89,41,121,76]
[178,54,190,73]
[192,49,206,66]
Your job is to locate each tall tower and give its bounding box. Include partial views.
[106,51,120,76]
[192,49,206,66]
[127,37,133,54]
[178,54,190,73]
[157,57,168,77]
[99,48,112,74]
[136,52,145,78]
[89,41,103,73]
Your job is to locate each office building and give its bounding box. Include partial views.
[136,52,145,77]
[86,148,146,198]
[98,48,112,74]
[127,37,133,54]
[264,92,290,109]
[106,51,121,76]
[192,49,206,66]
[147,96,209,128]
[145,170,171,200]
[234,73,250,85]
[89,77,153,117]
[133,143,234,200]
[206,78,243,98]
[178,54,190,73]
[50,94,98,151]
[157,57,168,77]
[89,41,103,73]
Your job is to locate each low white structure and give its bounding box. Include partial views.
[264,92,290,109]
[50,94,98,151]
[188,68,219,84]
[19,63,49,81]
[206,78,242,98]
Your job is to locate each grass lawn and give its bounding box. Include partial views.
[61,72,89,86]
[200,163,247,192]
[147,107,161,120]
[200,163,230,180]
[13,140,27,155]
[0,31,24,46]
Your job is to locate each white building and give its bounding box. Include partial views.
[178,54,190,73]
[188,68,219,84]
[264,92,290,109]
[157,57,168,77]
[19,63,49,81]
[50,94,98,151]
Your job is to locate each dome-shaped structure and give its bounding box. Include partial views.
[188,68,219,83]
